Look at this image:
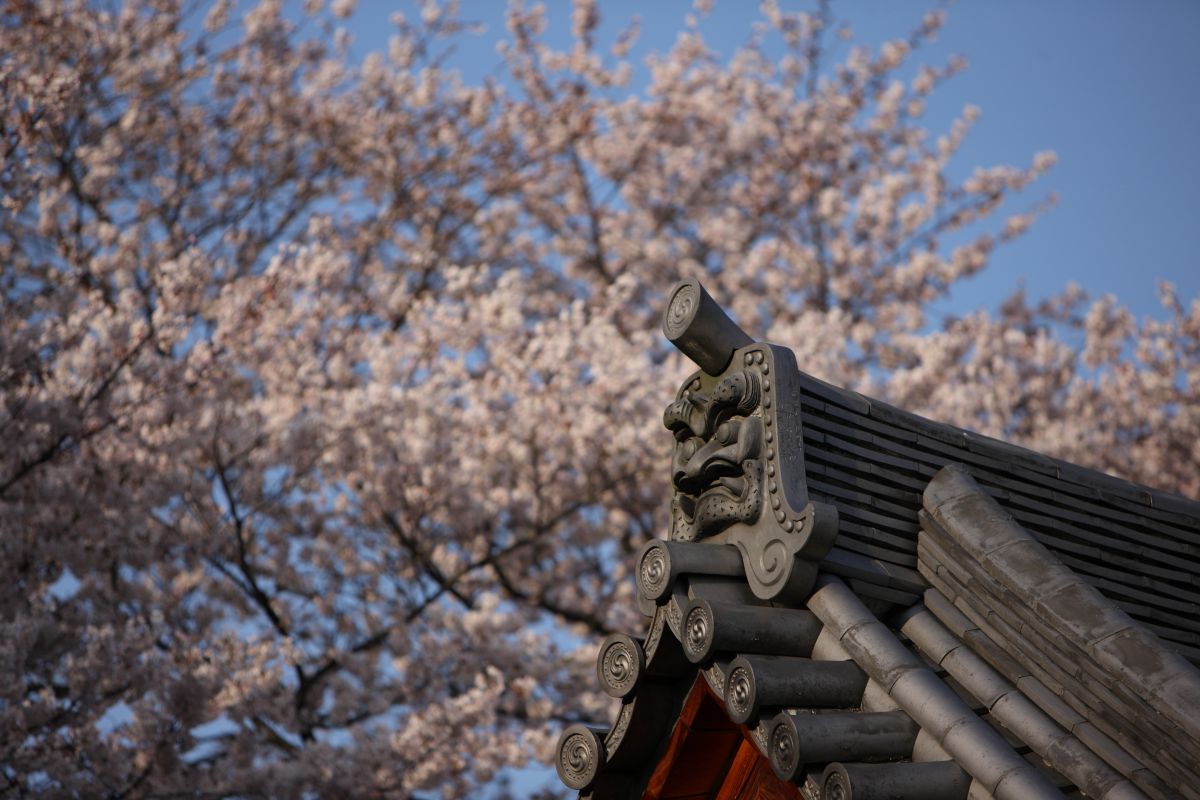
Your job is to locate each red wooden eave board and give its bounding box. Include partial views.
[642,677,801,800]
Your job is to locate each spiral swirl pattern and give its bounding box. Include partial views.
[726,664,755,723]
[638,543,670,601]
[757,537,790,590]
[598,636,641,697]
[683,602,713,663]
[556,728,601,790]
[770,717,800,780]
[822,768,850,800]
[664,282,699,338]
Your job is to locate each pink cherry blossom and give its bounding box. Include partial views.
[0,1,1193,796]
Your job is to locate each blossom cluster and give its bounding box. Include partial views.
[1,1,1193,796]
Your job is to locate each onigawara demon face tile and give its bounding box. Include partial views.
[664,368,765,541]
[658,280,839,601]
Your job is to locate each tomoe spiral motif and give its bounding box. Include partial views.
[557,729,600,790]
[727,664,754,722]
[684,603,713,662]
[822,768,850,800]
[607,647,630,682]
[770,718,799,778]
[599,637,639,695]
[638,543,669,599]
[664,282,699,338]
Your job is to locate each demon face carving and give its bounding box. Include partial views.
[664,369,765,541]
[658,279,840,602]
[659,341,840,602]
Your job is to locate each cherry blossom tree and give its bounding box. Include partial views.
[1,0,1195,796]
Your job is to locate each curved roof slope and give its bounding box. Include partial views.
[556,281,1200,799]
[920,464,1200,799]
[556,464,1200,799]
[797,372,1200,663]
[559,549,1077,798]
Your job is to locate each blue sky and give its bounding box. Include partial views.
[345,0,1199,325]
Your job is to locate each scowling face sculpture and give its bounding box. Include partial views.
[664,369,765,541]
[657,279,839,602]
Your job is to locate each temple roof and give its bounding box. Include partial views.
[555,281,1200,800]
[795,370,1200,663]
